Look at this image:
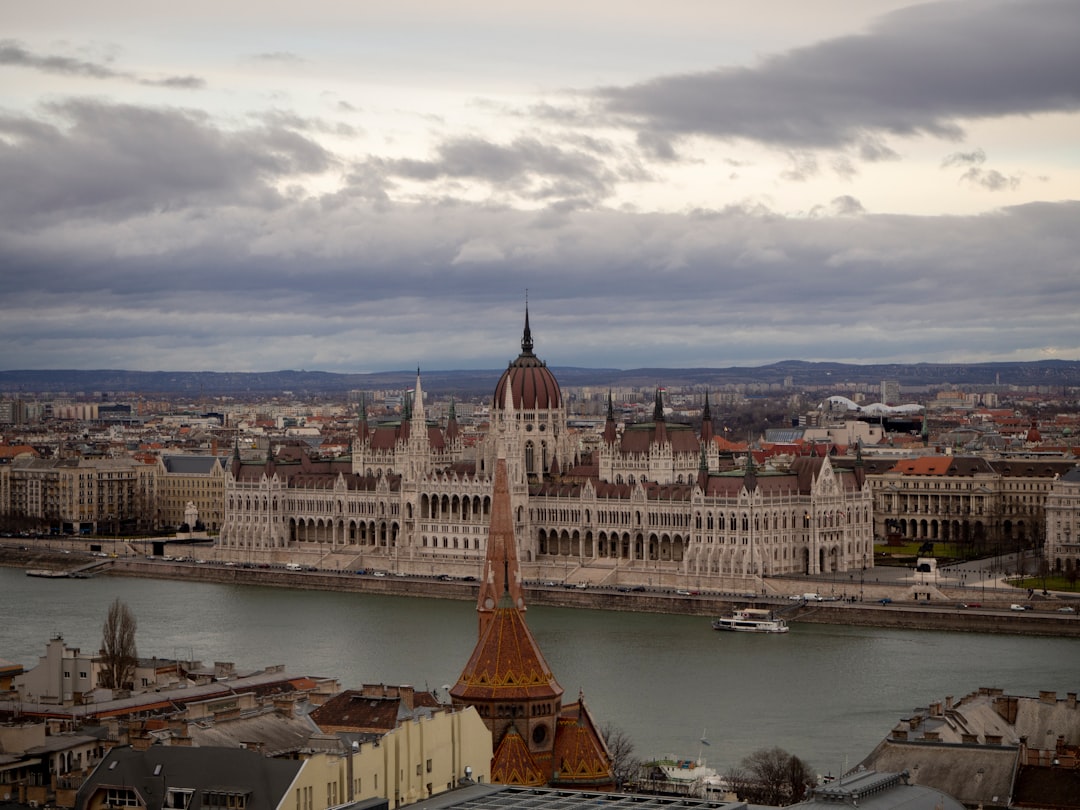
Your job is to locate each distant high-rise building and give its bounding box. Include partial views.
[881,380,901,406]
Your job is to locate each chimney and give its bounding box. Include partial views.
[1039,691,1057,705]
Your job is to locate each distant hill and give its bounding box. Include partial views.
[1,360,1078,398]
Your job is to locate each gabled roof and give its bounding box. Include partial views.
[551,697,614,789]
[490,725,547,787]
[451,605,563,703]
[310,687,442,733]
[76,746,302,810]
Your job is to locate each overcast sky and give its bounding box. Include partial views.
[2,0,1078,373]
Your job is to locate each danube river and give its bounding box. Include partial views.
[2,567,1078,778]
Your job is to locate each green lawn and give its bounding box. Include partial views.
[874,541,982,563]
[1010,574,1079,592]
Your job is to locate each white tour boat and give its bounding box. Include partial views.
[711,607,789,634]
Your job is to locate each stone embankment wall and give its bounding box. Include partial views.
[3,546,1079,637]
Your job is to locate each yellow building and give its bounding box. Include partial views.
[156,454,228,533]
[301,706,492,808]
[76,706,491,810]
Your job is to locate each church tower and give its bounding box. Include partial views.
[450,451,613,789]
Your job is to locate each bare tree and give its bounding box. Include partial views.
[600,722,641,790]
[727,747,814,806]
[100,598,138,690]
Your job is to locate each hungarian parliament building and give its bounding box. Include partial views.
[218,312,876,588]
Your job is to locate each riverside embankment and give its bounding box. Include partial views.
[5,544,1079,637]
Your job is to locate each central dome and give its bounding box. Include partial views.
[493,309,561,411]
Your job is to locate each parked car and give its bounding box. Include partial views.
[1009,604,1031,611]
[1057,606,1075,613]
[960,603,982,608]
[878,597,893,605]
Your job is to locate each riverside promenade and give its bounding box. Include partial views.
[4,540,1079,638]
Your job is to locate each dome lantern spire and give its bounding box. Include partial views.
[521,302,534,355]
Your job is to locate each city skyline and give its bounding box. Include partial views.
[2,0,1079,373]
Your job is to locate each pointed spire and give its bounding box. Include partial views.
[521,302,534,355]
[356,393,369,441]
[476,455,525,635]
[412,368,425,423]
[503,371,516,413]
[603,391,618,444]
[743,446,757,492]
[700,390,714,443]
[653,387,668,446]
[697,444,709,490]
[853,441,866,488]
[446,396,460,441]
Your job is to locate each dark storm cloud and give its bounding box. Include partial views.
[0,39,204,88]
[0,99,335,224]
[3,184,1076,370]
[594,0,1080,150]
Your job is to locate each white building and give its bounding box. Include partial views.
[217,311,875,586]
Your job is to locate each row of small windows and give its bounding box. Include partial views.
[421,536,482,550]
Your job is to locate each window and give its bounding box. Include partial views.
[202,791,248,810]
[105,788,140,807]
[166,789,194,809]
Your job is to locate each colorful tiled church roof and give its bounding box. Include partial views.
[491,725,547,787]
[552,695,614,788]
[450,449,613,790]
[451,598,563,703]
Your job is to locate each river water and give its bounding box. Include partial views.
[2,567,1077,779]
